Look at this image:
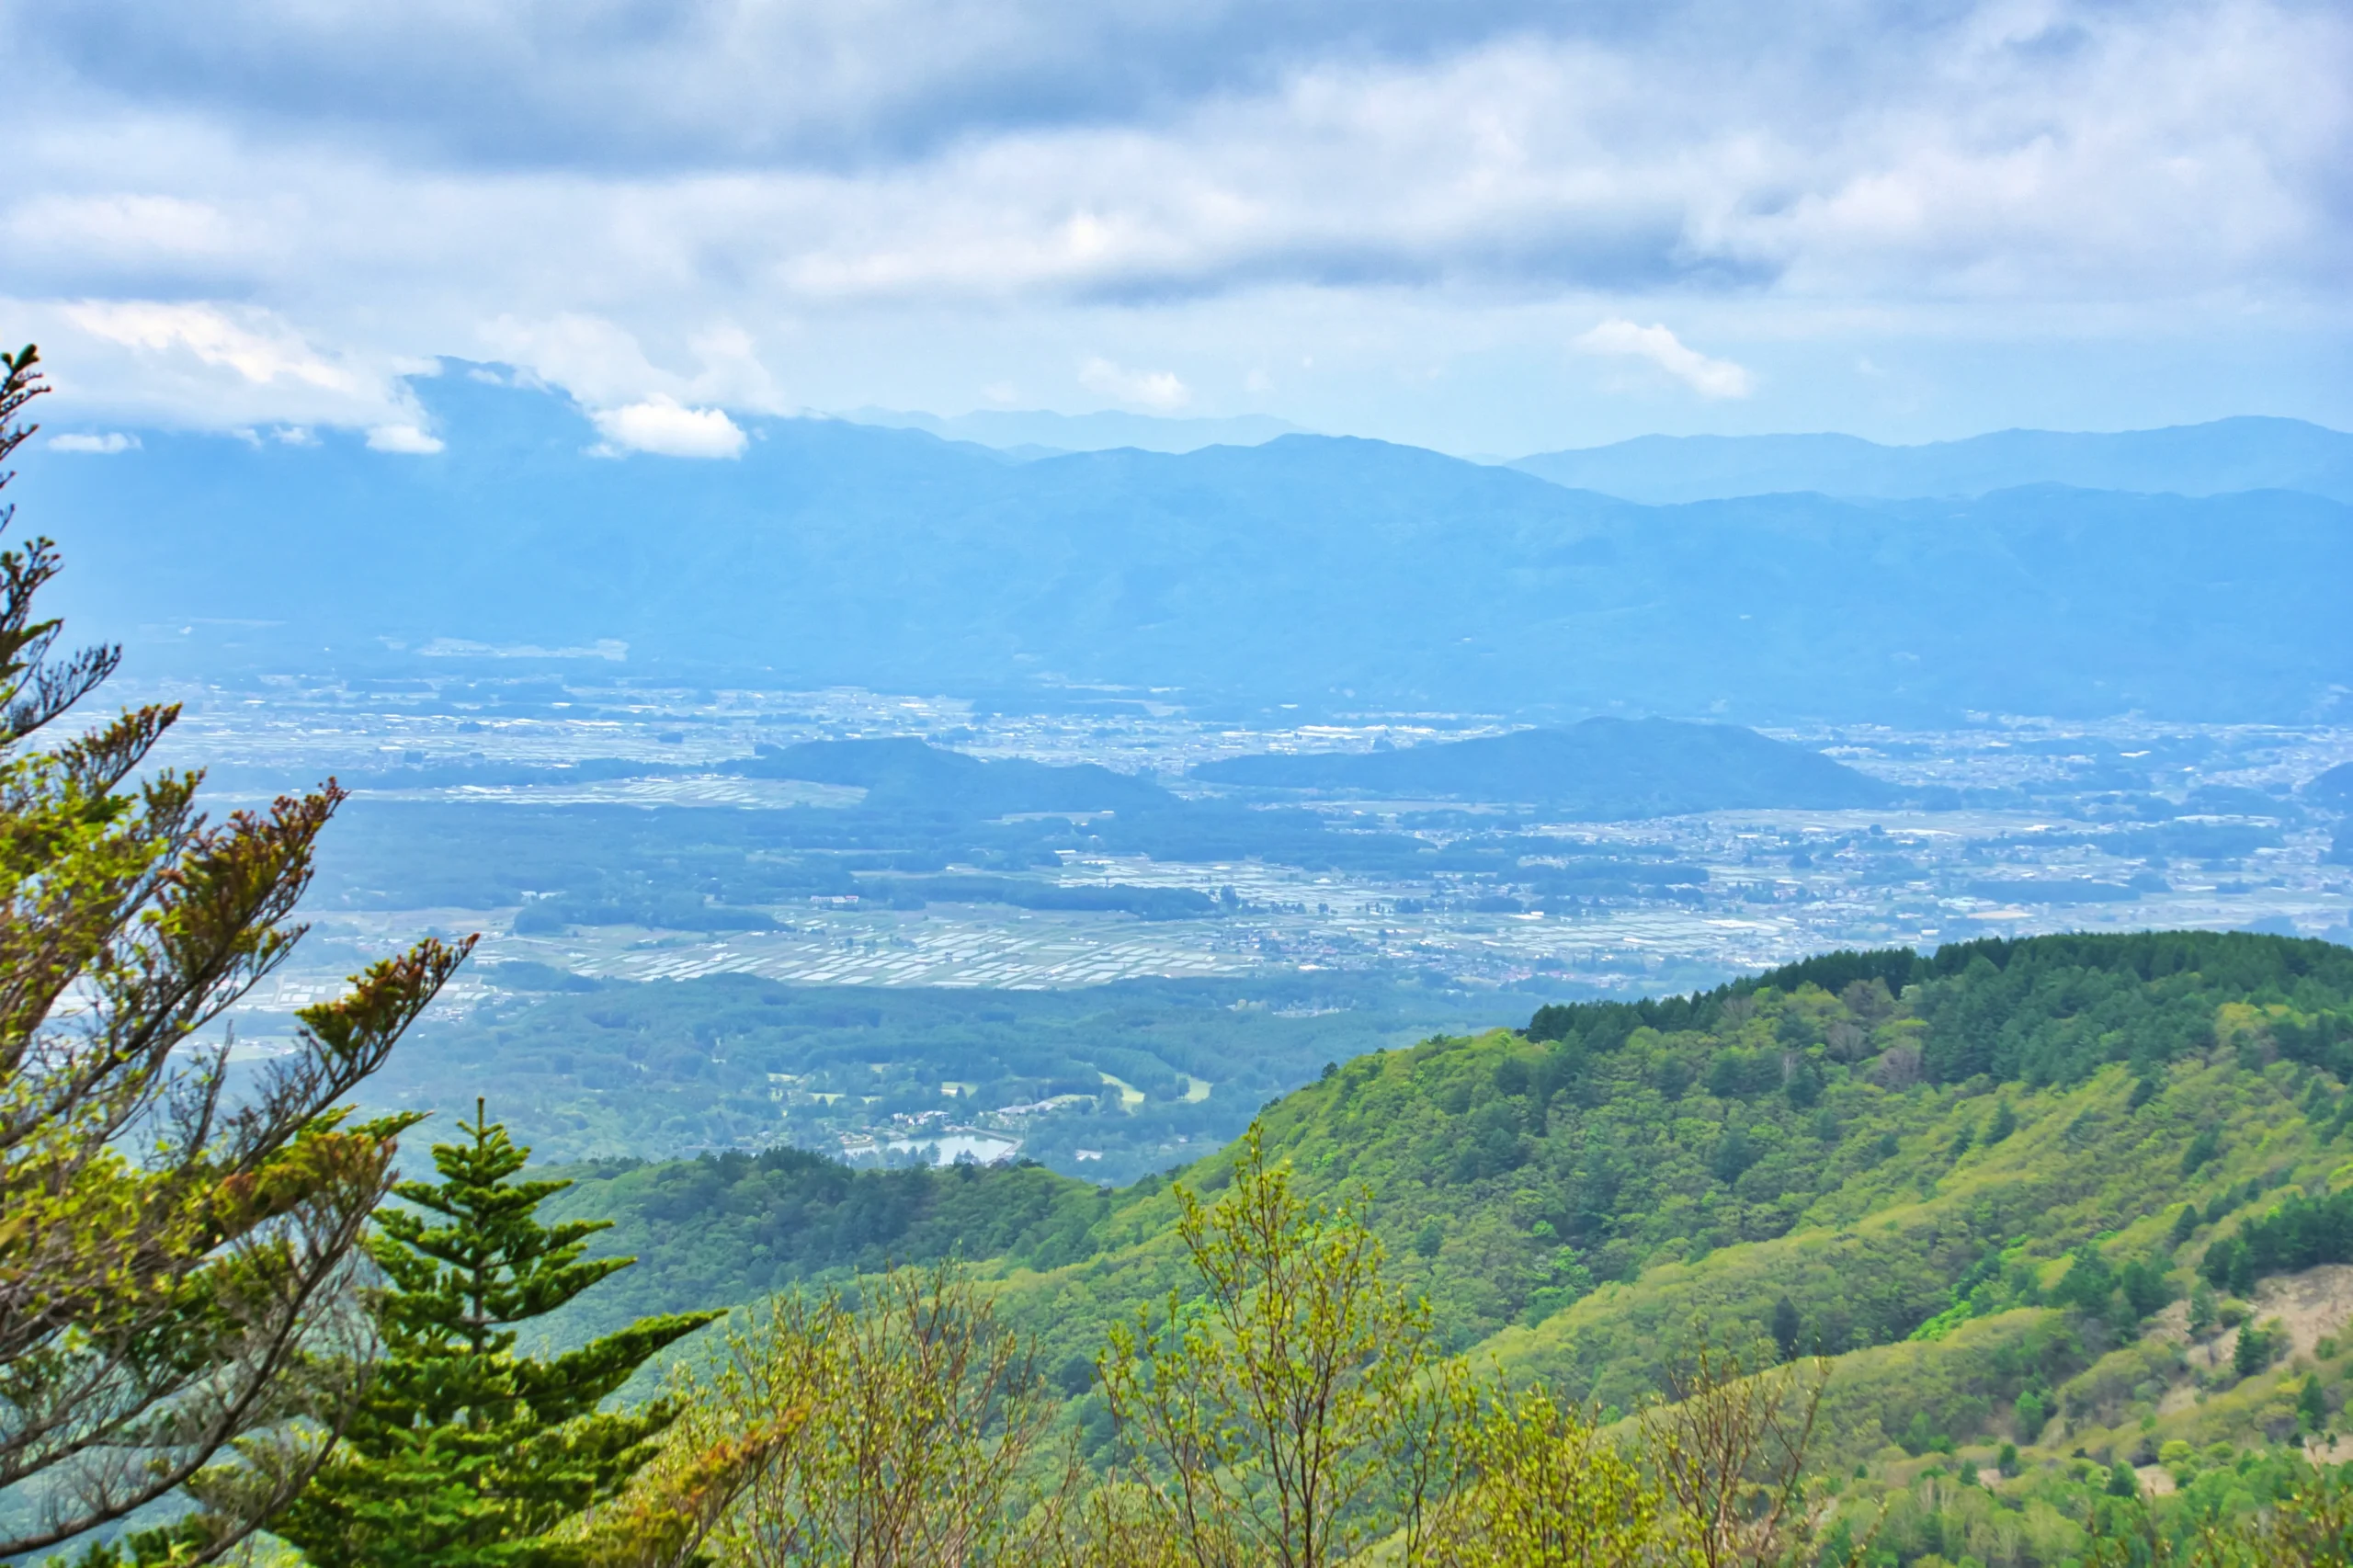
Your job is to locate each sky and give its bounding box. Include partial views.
[3,0,2348,457]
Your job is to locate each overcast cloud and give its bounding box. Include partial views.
[2,0,2347,451]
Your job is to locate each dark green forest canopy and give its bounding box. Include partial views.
[1256,934,2353,1348]
[1526,929,2353,1086]
[2199,1187,2353,1296]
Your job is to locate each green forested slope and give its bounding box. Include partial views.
[557,931,2353,1490]
[537,1149,1108,1346]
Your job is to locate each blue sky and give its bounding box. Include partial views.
[3,0,2347,456]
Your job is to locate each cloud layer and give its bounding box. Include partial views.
[591,397,748,458]
[2,0,2347,448]
[1575,321,1754,400]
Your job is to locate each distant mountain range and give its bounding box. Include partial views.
[1193,720,1900,817]
[1508,416,2353,504]
[817,409,2353,498]
[23,365,2353,722]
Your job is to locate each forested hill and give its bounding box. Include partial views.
[738,737,1174,813]
[1190,716,1898,815]
[554,929,2353,1493]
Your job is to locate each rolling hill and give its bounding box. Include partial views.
[1191,716,1899,816]
[740,737,1175,814]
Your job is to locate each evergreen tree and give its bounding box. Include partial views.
[1770,1294,1804,1362]
[0,345,470,1562]
[1984,1099,2018,1144]
[267,1103,720,1567]
[2233,1319,2278,1380]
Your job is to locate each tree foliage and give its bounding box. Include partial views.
[0,344,471,1562]
[2201,1186,2353,1296]
[1419,1384,1688,1567]
[646,1119,1805,1568]
[531,928,2353,1496]
[1640,1344,1831,1568]
[654,1260,1063,1568]
[1096,1125,1456,1568]
[266,1105,718,1568]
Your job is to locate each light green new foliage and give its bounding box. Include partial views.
[665,1261,1062,1568]
[1427,1383,1693,1567]
[1097,1125,1454,1568]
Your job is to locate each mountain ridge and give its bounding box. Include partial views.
[1510,415,2353,504]
[24,369,2353,723]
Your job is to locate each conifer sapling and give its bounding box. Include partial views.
[267,1102,720,1568]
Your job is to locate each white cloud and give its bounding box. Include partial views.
[479,314,668,411]
[18,296,437,434]
[63,300,359,392]
[1079,357,1190,410]
[1573,319,1755,400]
[1,2,2347,443]
[590,396,748,458]
[478,313,785,421]
[366,423,444,454]
[46,431,140,453]
[7,193,239,261]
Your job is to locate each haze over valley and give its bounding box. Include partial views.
[129,645,2353,1177]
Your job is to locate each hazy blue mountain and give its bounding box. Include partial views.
[22,365,2353,723]
[1194,719,1898,817]
[741,737,1174,813]
[839,406,1301,454]
[1509,417,2353,504]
